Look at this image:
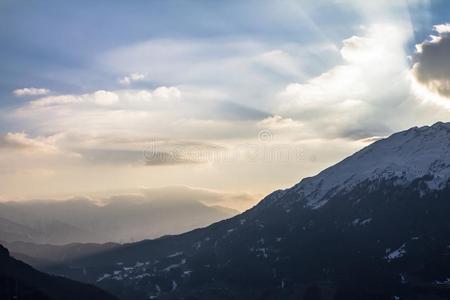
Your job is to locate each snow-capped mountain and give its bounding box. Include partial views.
[41,123,450,300]
[264,121,450,210]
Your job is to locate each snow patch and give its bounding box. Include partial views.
[172,280,178,291]
[360,218,372,225]
[163,259,186,272]
[167,251,183,258]
[435,278,450,285]
[97,273,111,282]
[385,244,407,261]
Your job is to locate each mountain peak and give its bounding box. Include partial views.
[399,121,450,137]
[272,122,450,209]
[431,121,450,129]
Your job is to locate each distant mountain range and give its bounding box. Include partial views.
[0,194,239,244]
[3,241,120,268]
[0,244,117,300]
[40,123,450,299]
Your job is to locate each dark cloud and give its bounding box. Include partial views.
[413,24,450,97]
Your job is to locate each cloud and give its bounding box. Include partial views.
[359,136,386,143]
[412,23,450,97]
[92,90,119,106]
[99,38,340,110]
[257,115,305,140]
[140,185,260,211]
[0,132,61,155]
[16,86,267,145]
[143,140,225,166]
[27,87,179,109]
[277,24,415,139]
[73,139,224,166]
[433,23,450,34]
[118,73,146,85]
[144,152,200,166]
[252,50,304,78]
[152,86,181,100]
[13,87,50,97]
[202,100,270,121]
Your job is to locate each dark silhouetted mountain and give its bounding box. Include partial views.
[42,123,450,299]
[0,193,239,244]
[0,244,117,300]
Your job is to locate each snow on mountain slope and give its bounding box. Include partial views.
[277,122,450,209]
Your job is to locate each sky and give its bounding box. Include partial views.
[1,0,450,210]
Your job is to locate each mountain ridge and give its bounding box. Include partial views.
[287,121,450,209]
[43,123,450,300]
[0,195,238,244]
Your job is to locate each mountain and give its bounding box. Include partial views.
[44,123,450,299]
[0,217,90,245]
[0,217,40,243]
[3,241,120,268]
[0,200,112,244]
[0,244,117,300]
[0,195,239,244]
